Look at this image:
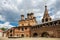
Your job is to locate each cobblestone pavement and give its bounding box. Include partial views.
[0,37,60,40]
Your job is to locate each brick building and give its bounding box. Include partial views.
[3,5,60,38]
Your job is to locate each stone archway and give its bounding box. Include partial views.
[21,34,24,37]
[41,32,50,37]
[10,34,12,37]
[33,33,38,37]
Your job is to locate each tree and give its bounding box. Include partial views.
[0,27,7,31]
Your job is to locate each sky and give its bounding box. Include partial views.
[0,0,60,28]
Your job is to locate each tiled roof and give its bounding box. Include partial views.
[0,29,3,32]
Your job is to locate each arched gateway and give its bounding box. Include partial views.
[41,32,50,37]
[33,33,38,37]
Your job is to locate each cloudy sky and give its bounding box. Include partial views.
[0,0,60,28]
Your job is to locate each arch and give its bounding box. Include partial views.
[50,18,51,21]
[54,21,57,25]
[10,30,12,33]
[21,34,24,37]
[45,18,48,22]
[41,32,50,37]
[10,34,12,37]
[33,33,38,37]
[50,22,53,26]
[42,19,44,22]
[58,21,60,24]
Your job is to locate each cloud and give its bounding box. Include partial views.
[0,15,5,21]
[0,22,14,28]
[16,0,23,4]
[54,11,60,19]
[0,0,60,27]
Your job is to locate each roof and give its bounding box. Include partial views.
[0,29,3,32]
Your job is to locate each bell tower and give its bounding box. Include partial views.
[42,5,52,23]
[21,15,24,20]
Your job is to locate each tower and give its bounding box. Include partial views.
[21,15,24,20]
[30,12,34,19]
[42,5,52,23]
[27,13,31,19]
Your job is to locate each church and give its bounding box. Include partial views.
[3,5,60,38]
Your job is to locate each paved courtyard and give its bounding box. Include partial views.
[0,37,60,40]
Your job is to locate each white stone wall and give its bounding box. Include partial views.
[0,32,2,37]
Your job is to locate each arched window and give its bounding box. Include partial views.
[50,18,51,21]
[40,25,42,27]
[46,23,49,26]
[22,24,24,26]
[42,19,44,22]
[22,28,24,31]
[25,27,27,30]
[46,18,48,22]
[38,25,40,28]
[50,22,53,26]
[10,30,12,33]
[54,21,57,25]
[21,34,24,37]
[59,21,60,24]
[43,24,45,26]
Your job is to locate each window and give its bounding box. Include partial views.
[43,24,45,26]
[10,30,12,33]
[18,28,20,30]
[21,34,24,37]
[40,25,42,27]
[54,21,57,25]
[25,28,27,30]
[59,21,60,24]
[50,22,52,26]
[22,24,24,26]
[46,23,49,26]
[38,25,40,28]
[42,19,44,22]
[22,28,24,31]
[50,18,51,21]
[46,18,48,22]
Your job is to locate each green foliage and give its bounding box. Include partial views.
[0,27,7,31]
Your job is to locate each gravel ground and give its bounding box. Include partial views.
[0,37,60,40]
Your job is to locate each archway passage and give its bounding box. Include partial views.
[21,34,24,37]
[41,32,50,37]
[33,33,38,37]
[10,34,12,37]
